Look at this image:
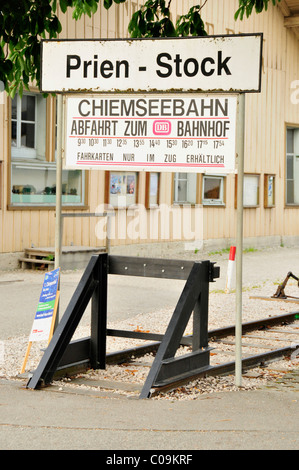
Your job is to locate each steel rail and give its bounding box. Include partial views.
[149,345,298,397]
[53,311,299,392]
[106,311,299,397]
[149,315,299,396]
[105,310,299,364]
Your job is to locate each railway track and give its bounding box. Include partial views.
[102,311,299,397]
[54,311,299,398]
[149,311,299,396]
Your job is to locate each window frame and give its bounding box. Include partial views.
[11,92,39,159]
[172,172,199,205]
[8,92,88,210]
[285,125,299,206]
[201,174,226,206]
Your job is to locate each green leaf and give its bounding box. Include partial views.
[163,18,176,37]
[18,81,23,98]
[129,10,139,29]
[146,8,154,22]
[59,0,68,13]
[235,0,281,20]
[138,17,147,35]
[103,0,113,9]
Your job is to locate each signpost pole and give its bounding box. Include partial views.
[235,93,245,387]
[54,93,63,324]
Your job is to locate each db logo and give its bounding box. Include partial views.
[153,120,171,135]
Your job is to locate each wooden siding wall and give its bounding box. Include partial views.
[0,0,299,254]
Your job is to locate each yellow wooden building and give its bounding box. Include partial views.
[0,0,299,268]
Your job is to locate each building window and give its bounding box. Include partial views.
[10,93,85,207]
[202,175,225,205]
[106,171,138,208]
[173,173,197,204]
[286,127,299,205]
[11,163,84,205]
[11,93,46,160]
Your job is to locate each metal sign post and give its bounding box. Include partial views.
[235,93,245,387]
[55,93,63,271]
[54,93,63,325]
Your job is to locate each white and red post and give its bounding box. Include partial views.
[225,246,236,293]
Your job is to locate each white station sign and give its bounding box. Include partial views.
[64,94,237,173]
[41,34,262,93]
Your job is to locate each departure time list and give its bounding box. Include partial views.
[65,94,237,173]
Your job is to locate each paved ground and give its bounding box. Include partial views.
[1,377,298,451]
[0,245,298,451]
